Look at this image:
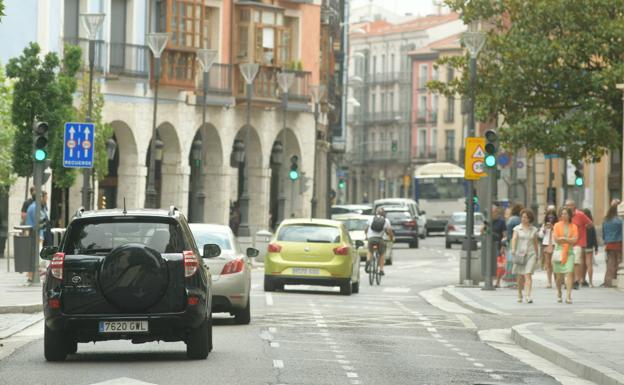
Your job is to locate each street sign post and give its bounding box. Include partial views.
[464,137,486,180]
[63,122,95,168]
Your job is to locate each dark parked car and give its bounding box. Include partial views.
[40,207,220,361]
[384,207,419,249]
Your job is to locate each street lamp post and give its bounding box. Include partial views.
[195,49,217,222]
[145,33,169,209]
[309,85,326,217]
[238,63,260,237]
[462,27,485,285]
[276,72,295,222]
[80,13,105,211]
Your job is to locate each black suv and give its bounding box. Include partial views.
[40,207,221,361]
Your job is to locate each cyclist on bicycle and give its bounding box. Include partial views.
[365,208,394,275]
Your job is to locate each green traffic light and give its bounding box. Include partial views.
[34,149,46,161]
[339,181,346,189]
[289,170,299,181]
[575,177,583,187]
[485,154,496,167]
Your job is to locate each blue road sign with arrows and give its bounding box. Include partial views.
[63,122,95,168]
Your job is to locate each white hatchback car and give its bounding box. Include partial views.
[189,224,257,324]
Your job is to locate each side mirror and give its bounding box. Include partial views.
[40,246,58,260]
[355,240,364,249]
[203,244,221,258]
[246,247,259,258]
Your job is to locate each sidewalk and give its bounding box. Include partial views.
[442,264,624,385]
[0,258,43,314]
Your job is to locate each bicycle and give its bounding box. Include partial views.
[369,242,382,286]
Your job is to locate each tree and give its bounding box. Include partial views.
[428,0,624,163]
[0,0,5,22]
[6,42,81,187]
[0,63,16,189]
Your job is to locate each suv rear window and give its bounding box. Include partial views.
[278,225,341,243]
[65,219,188,254]
[386,211,411,221]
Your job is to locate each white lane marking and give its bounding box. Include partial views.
[269,327,277,333]
[351,381,362,385]
[418,316,428,321]
[438,339,448,343]
[444,344,454,348]
[451,348,461,352]
[342,366,355,371]
[338,359,351,364]
[383,287,411,293]
[273,359,284,368]
[426,327,437,333]
[265,293,274,306]
[466,357,476,362]
[346,372,359,378]
[473,363,485,368]
[422,322,433,327]
[270,342,280,348]
[336,354,346,359]
[455,314,477,329]
[432,333,442,339]
[483,369,494,373]
[490,374,503,380]
[458,352,469,357]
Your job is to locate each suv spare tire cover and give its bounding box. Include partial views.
[99,243,169,312]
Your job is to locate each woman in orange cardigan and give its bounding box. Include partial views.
[553,207,578,304]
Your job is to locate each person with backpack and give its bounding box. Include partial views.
[364,208,394,276]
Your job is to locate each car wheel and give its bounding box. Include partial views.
[66,339,78,355]
[263,276,275,292]
[340,280,352,296]
[409,240,418,248]
[385,256,392,265]
[44,324,68,362]
[351,280,359,293]
[234,297,251,325]
[187,316,210,359]
[445,240,451,249]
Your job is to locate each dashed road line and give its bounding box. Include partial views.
[265,293,274,306]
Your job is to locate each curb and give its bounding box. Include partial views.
[0,304,42,315]
[0,312,44,340]
[511,323,624,385]
[441,286,509,316]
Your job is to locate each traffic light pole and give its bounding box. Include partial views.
[464,56,477,286]
[277,91,288,224]
[483,164,496,290]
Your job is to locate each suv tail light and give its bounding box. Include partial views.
[183,250,199,278]
[50,252,65,280]
[404,220,416,227]
[268,243,282,253]
[221,258,245,275]
[447,224,456,231]
[333,246,350,256]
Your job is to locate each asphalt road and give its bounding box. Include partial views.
[0,236,560,385]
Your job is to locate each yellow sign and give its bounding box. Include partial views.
[403,175,411,187]
[464,137,486,180]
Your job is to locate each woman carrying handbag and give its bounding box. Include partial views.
[552,207,578,304]
[511,209,539,303]
[538,208,557,288]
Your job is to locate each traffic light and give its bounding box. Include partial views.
[289,155,299,181]
[574,168,584,186]
[338,178,346,189]
[33,121,49,161]
[484,129,497,168]
[391,140,398,153]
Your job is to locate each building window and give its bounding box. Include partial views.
[235,6,291,65]
[389,91,394,110]
[390,54,395,73]
[371,93,376,113]
[445,130,455,161]
[418,130,427,157]
[419,95,427,120]
[419,64,428,88]
[446,96,455,122]
[371,56,376,75]
[432,67,439,81]
[64,0,79,38]
[381,92,386,112]
[381,54,386,73]
[431,94,438,122]
[447,66,454,82]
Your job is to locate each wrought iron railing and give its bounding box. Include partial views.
[109,42,149,78]
[62,37,106,72]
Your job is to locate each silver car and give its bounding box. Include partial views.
[189,224,256,324]
[445,212,484,249]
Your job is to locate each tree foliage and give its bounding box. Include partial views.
[428,0,624,163]
[6,43,81,187]
[0,63,16,189]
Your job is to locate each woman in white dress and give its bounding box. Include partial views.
[511,209,539,303]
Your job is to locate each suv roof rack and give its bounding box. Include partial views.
[74,207,85,218]
[168,205,179,217]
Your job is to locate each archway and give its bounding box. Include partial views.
[145,122,183,209]
[108,120,139,209]
[187,124,224,223]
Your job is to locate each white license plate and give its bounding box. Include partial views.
[99,320,149,333]
[292,268,320,275]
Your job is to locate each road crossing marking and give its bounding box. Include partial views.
[383,287,411,293]
[270,342,280,348]
[265,293,274,306]
[273,359,284,368]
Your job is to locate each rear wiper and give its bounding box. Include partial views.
[306,239,330,243]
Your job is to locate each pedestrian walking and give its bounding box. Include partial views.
[564,199,593,290]
[511,209,539,303]
[24,191,49,285]
[553,207,578,304]
[503,203,523,288]
[583,208,598,287]
[20,186,35,225]
[601,204,622,288]
[490,205,507,288]
[538,208,557,288]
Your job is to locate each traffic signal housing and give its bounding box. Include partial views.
[484,129,497,168]
[391,140,398,153]
[289,155,299,181]
[33,121,49,161]
[338,178,346,189]
[574,168,584,187]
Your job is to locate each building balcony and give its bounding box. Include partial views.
[348,149,410,165]
[414,146,438,161]
[370,72,407,85]
[62,37,106,73]
[109,42,149,78]
[235,66,311,110]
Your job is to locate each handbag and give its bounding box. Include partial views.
[512,228,529,265]
[552,225,567,263]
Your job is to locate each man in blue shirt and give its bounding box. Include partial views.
[24,191,48,285]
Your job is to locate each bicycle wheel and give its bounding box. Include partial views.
[368,250,376,285]
[375,254,382,285]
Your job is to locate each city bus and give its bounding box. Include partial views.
[413,162,466,235]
